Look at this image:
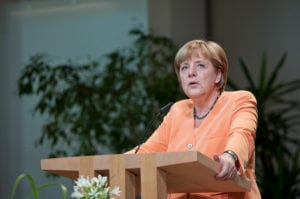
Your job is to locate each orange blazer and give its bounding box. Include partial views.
[135,90,261,199]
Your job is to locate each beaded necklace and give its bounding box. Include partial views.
[193,93,220,120]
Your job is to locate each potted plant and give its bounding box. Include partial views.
[227,53,300,198]
[17,28,183,157]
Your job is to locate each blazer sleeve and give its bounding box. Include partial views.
[224,91,258,174]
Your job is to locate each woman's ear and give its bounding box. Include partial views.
[215,69,222,84]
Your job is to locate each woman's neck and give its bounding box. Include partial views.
[193,90,221,116]
[193,91,221,129]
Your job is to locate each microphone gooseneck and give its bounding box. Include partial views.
[134,102,174,154]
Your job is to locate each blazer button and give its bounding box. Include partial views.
[187,143,193,149]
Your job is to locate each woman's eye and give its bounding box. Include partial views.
[197,63,205,67]
[180,65,189,71]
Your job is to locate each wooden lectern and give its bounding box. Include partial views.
[41,151,250,199]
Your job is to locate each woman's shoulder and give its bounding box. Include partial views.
[222,90,257,103]
[169,99,193,114]
[223,90,256,99]
[173,98,193,106]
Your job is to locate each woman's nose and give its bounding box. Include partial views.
[188,65,197,76]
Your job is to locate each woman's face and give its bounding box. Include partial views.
[179,51,221,99]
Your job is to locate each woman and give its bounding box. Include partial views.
[132,40,261,199]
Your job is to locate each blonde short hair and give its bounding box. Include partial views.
[174,40,228,91]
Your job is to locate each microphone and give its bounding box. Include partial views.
[134,102,174,154]
[159,102,174,115]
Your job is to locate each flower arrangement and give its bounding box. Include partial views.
[71,175,121,199]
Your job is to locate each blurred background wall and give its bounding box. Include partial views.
[0,0,299,198]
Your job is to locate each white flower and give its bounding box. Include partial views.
[98,175,108,187]
[71,175,121,199]
[70,188,83,198]
[91,176,99,185]
[76,176,92,187]
[110,187,121,196]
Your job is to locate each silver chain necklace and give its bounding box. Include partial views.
[193,93,221,120]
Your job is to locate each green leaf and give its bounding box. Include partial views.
[258,53,267,94]
[238,57,256,90]
[37,182,68,199]
[265,52,287,95]
[10,173,39,199]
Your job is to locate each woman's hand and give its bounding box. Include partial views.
[213,153,238,180]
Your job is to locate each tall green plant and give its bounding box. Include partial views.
[227,53,300,198]
[10,173,67,199]
[17,28,183,157]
